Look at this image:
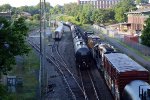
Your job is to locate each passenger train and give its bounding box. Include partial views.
[52,22,64,41]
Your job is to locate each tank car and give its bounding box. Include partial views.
[73,36,92,69]
[122,80,150,100]
[52,25,64,41]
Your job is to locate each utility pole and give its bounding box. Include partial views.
[39,0,43,100]
[39,0,47,99]
[43,0,47,94]
[39,0,43,99]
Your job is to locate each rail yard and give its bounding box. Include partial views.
[28,22,150,100]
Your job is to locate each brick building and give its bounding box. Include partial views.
[77,0,120,9]
[126,8,150,31]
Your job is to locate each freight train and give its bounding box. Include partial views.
[67,22,150,100]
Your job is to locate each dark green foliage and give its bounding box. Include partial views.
[0,17,30,75]
[141,17,150,47]
[0,2,52,16]
[50,5,63,15]
[60,3,100,24]
[0,84,8,99]
[61,3,116,25]
[33,14,40,20]
[91,9,115,24]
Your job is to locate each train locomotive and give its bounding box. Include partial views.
[71,25,92,69]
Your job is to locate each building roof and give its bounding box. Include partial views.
[0,12,11,16]
[104,53,148,72]
[126,8,150,14]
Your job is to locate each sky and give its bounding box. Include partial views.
[0,0,77,7]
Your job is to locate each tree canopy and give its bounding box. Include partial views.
[114,0,136,22]
[0,17,30,74]
[0,4,11,12]
[141,17,150,47]
[51,1,135,25]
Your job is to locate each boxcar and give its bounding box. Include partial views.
[102,53,149,100]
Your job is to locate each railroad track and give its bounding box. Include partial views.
[28,38,87,100]
[52,41,100,100]
[76,26,114,100]
[28,37,108,100]
[51,41,87,100]
[78,66,100,100]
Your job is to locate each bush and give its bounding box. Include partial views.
[57,15,81,25]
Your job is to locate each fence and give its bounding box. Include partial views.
[93,24,150,56]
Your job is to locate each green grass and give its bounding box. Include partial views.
[81,24,95,31]
[7,50,40,100]
[115,39,150,62]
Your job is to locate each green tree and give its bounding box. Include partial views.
[0,4,11,12]
[64,3,79,16]
[51,5,63,14]
[115,7,125,22]
[0,84,8,99]
[33,14,40,20]
[136,0,142,4]
[0,17,30,74]
[141,17,150,47]
[114,0,135,22]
